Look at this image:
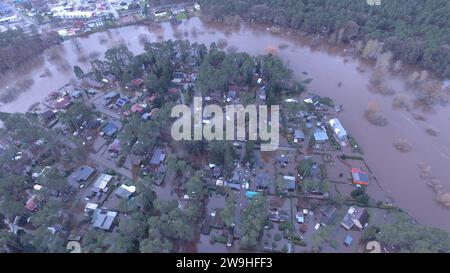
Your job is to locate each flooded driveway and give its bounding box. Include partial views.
[2,17,450,230]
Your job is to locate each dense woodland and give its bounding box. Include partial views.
[0,29,60,75]
[200,0,450,78]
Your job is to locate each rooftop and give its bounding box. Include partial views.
[72,165,96,183]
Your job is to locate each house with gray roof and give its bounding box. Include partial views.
[149,148,166,166]
[92,209,117,231]
[115,184,136,199]
[71,166,96,183]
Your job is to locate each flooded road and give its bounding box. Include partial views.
[2,17,450,230]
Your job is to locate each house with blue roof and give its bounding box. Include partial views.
[314,127,329,143]
[101,122,118,137]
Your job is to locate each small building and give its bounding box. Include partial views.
[84,202,99,213]
[130,104,144,114]
[92,173,113,193]
[72,166,96,183]
[283,176,296,191]
[277,154,289,167]
[314,127,329,143]
[329,118,347,141]
[131,78,144,88]
[170,6,186,14]
[172,72,185,84]
[25,195,39,212]
[92,209,117,231]
[295,213,305,224]
[149,148,166,166]
[341,210,354,230]
[101,123,118,137]
[55,96,72,110]
[39,110,58,127]
[108,138,121,154]
[294,129,305,142]
[352,207,369,230]
[341,206,369,230]
[115,97,129,108]
[115,184,136,199]
[255,172,271,190]
[320,206,337,226]
[351,168,369,186]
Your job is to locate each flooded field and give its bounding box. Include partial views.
[1,17,450,231]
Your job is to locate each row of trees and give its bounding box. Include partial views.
[363,214,450,253]
[200,0,450,78]
[0,28,60,74]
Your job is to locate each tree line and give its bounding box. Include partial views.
[0,29,60,75]
[199,0,450,78]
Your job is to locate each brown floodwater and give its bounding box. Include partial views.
[2,17,450,231]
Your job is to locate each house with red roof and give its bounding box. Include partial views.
[25,195,39,212]
[130,104,144,114]
[131,78,144,87]
[351,168,369,186]
[54,96,72,110]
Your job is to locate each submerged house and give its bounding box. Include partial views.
[256,173,272,190]
[329,118,347,142]
[149,148,166,167]
[92,173,113,193]
[294,129,305,142]
[341,207,369,230]
[314,128,329,143]
[72,166,96,183]
[39,110,58,127]
[101,123,118,137]
[92,209,117,231]
[351,168,369,186]
[283,176,296,192]
[115,184,136,199]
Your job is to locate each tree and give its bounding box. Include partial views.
[201,0,450,78]
[21,226,66,253]
[139,236,173,253]
[37,167,70,193]
[239,195,267,250]
[221,191,236,227]
[351,187,370,205]
[73,65,84,79]
[184,174,207,201]
[376,215,450,253]
[208,141,237,173]
[60,102,95,130]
